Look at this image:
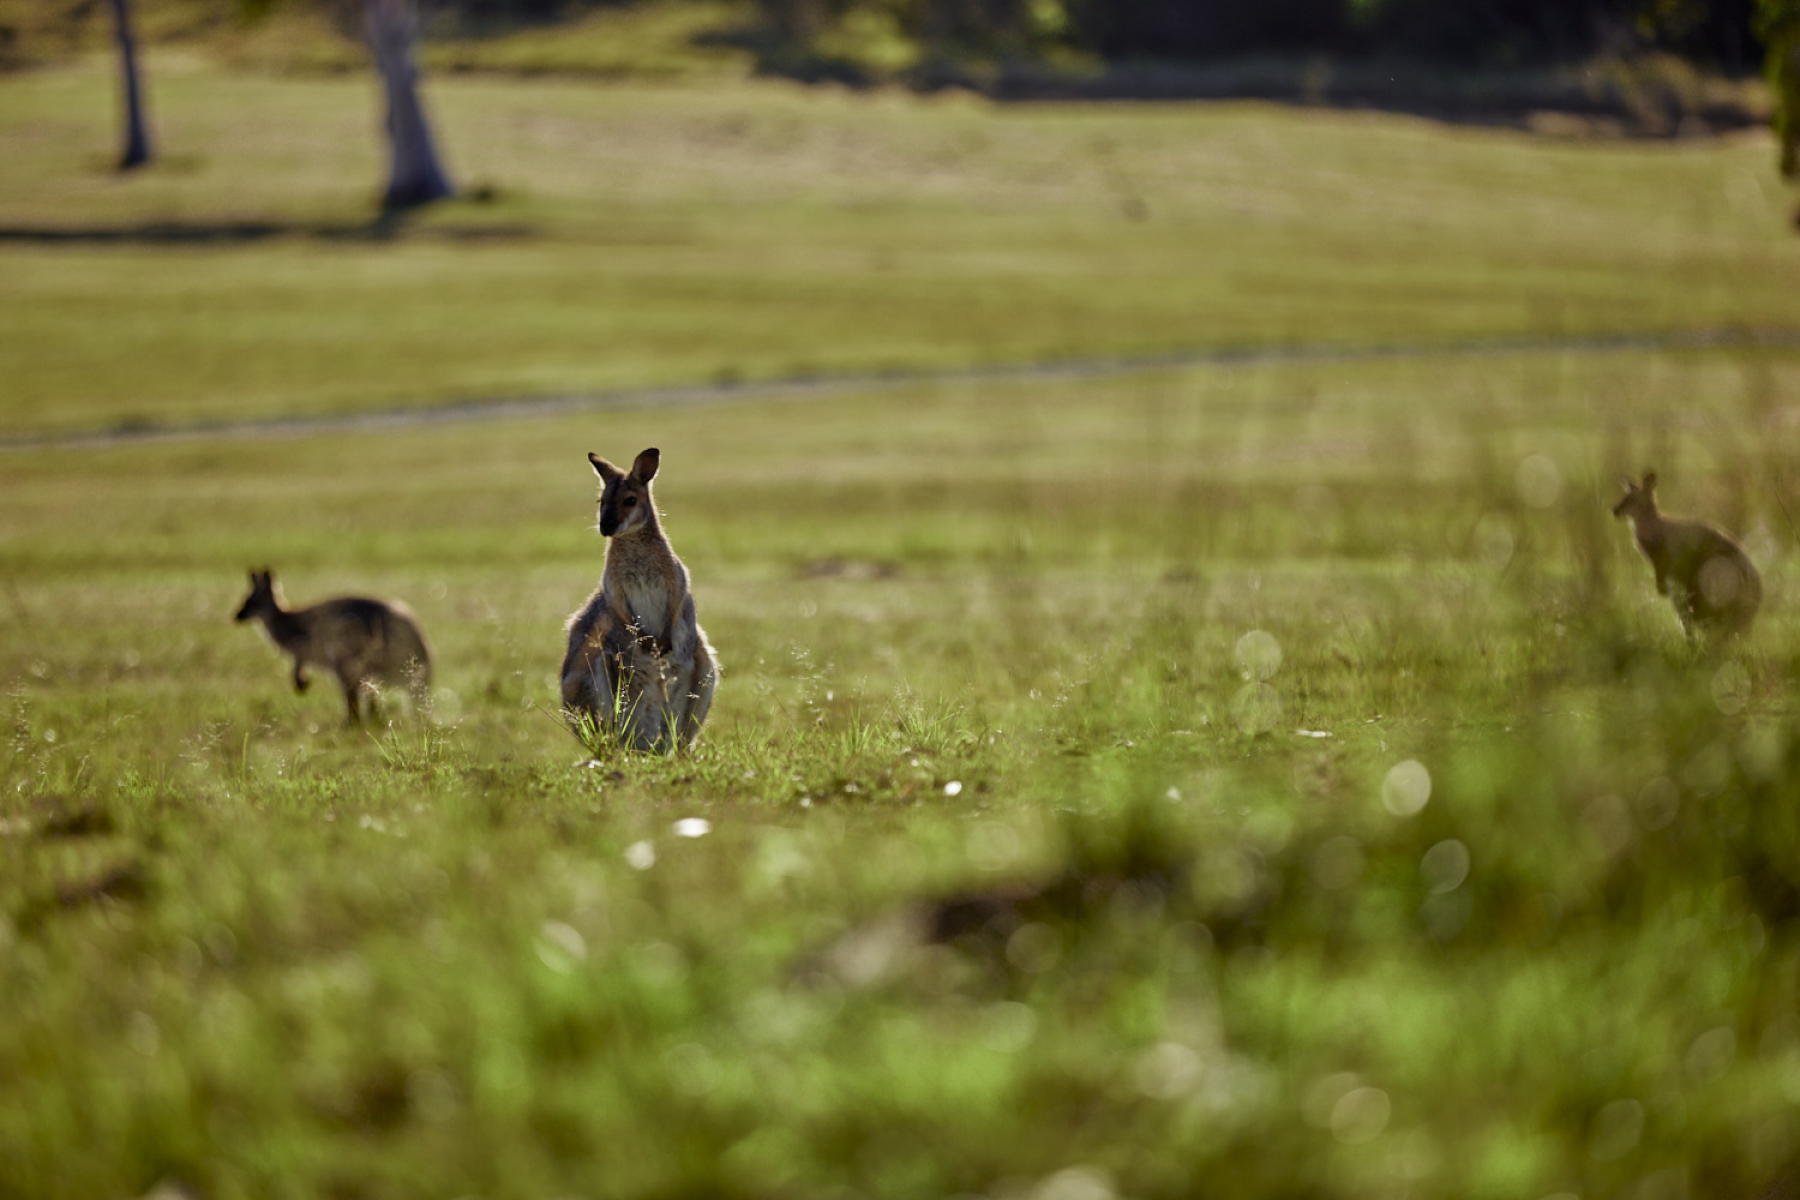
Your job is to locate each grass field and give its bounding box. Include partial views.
[7,49,1800,1200]
[3,55,1800,436]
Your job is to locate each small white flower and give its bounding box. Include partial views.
[673,818,712,838]
[624,841,656,869]
[943,780,964,797]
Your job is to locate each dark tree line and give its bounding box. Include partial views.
[1085,0,1762,68]
[749,0,1799,195]
[753,0,1767,69]
[66,0,1800,211]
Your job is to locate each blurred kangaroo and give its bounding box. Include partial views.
[561,447,717,752]
[234,569,433,726]
[1613,471,1761,638]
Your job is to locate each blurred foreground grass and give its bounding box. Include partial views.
[2,57,1800,434]
[7,347,1800,1197]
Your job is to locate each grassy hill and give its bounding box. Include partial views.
[1,56,1797,435]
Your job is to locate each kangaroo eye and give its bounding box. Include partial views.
[623,497,637,508]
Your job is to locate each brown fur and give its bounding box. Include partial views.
[561,447,717,752]
[234,569,433,725]
[1613,471,1761,638]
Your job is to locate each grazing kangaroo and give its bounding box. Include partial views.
[1613,471,1761,638]
[561,447,717,752]
[234,569,433,726]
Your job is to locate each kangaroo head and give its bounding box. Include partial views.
[1612,471,1659,522]
[589,448,660,538]
[235,569,277,622]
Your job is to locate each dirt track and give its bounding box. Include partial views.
[5,327,1798,452]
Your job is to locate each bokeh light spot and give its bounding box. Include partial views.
[535,921,587,973]
[969,821,1022,872]
[1032,1166,1115,1200]
[1302,1072,1362,1128]
[981,1001,1038,1053]
[127,1011,159,1058]
[1473,514,1515,569]
[1232,683,1283,735]
[1382,760,1431,816]
[1686,1026,1736,1086]
[1589,1099,1644,1162]
[1134,1041,1203,1099]
[1516,454,1563,509]
[1583,794,1634,857]
[1234,630,1283,682]
[407,1069,458,1122]
[1330,1086,1391,1144]
[1420,839,1470,894]
[1712,662,1750,716]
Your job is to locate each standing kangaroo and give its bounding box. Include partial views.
[1613,471,1761,638]
[561,447,717,752]
[234,569,433,725]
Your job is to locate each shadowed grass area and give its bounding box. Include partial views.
[7,346,1800,1196]
[2,57,1799,435]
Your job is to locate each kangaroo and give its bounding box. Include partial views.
[561,447,717,752]
[234,569,433,726]
[1613,471,1761,638]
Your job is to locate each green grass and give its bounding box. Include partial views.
[8,347,1800,1197]
[2,57,1799,435]
[8,52,1800,1200]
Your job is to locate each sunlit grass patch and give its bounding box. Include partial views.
[2,59,1799,434]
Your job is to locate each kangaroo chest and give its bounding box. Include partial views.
[607,555,673,637]
[1628,519,1664,560]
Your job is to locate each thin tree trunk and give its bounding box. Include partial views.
[107,0,151,169]
[365,0,454,211]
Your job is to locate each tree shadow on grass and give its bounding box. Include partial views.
[0,213,537,246]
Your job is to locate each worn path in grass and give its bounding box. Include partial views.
[6,326,1800,450]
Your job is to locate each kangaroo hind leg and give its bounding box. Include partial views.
[677,644,717,749]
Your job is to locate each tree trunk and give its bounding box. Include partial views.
[365,0,454,211]
[1786,50,1800,182]
[108,0,151,169]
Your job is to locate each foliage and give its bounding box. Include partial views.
[748,0,1771,78]
[1759,0,1800,175]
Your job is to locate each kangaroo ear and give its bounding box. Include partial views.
[1642,470,1658,492]
[631,447,660,483]
[588,453,622,483]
